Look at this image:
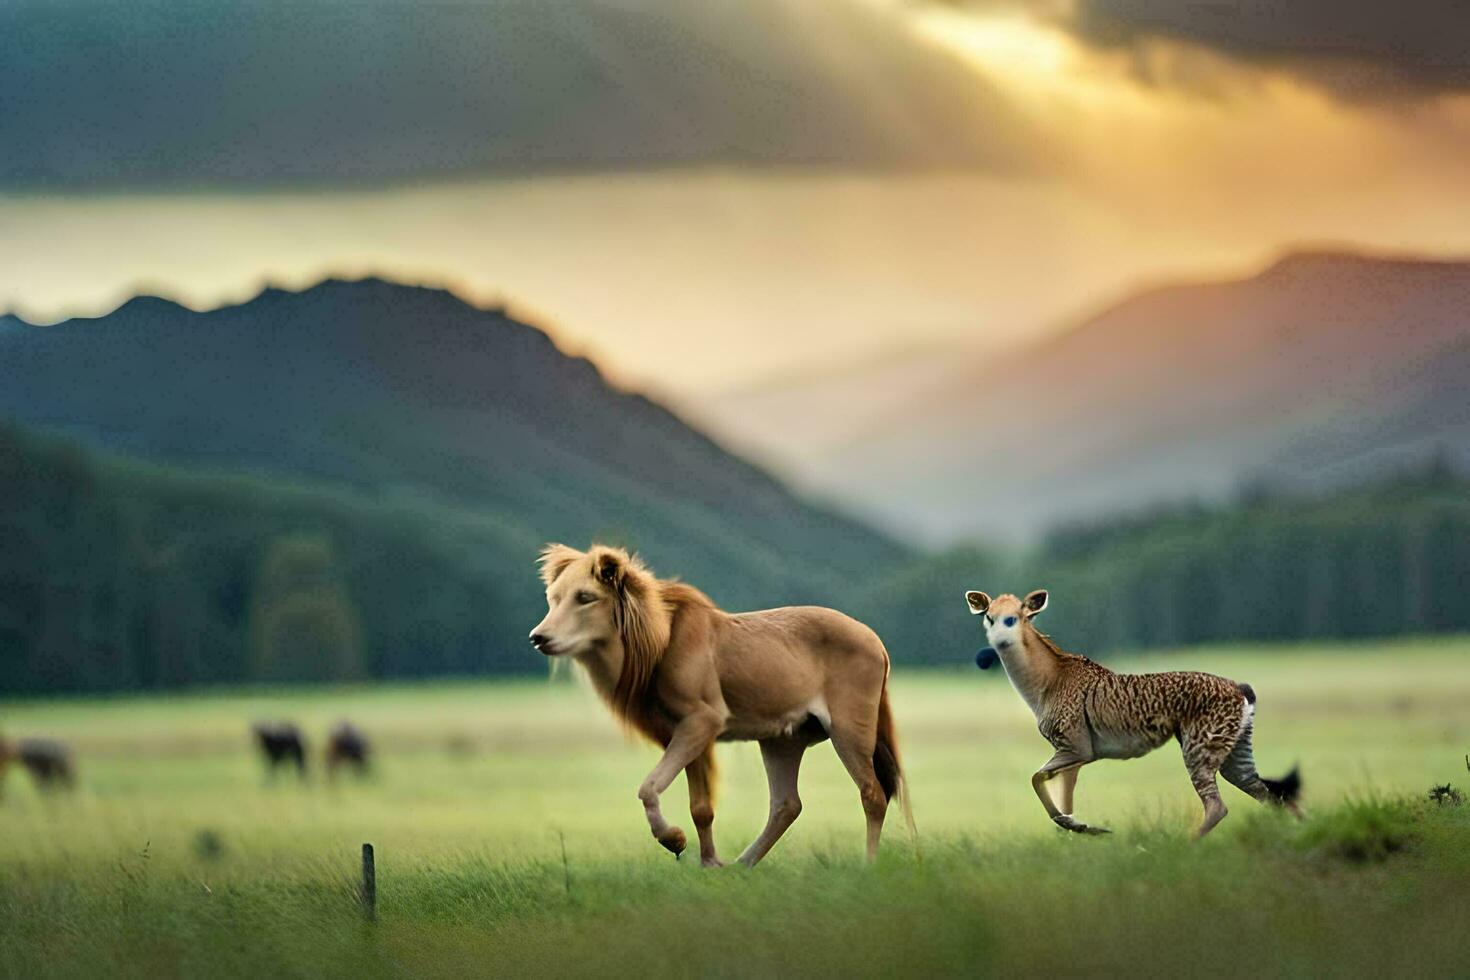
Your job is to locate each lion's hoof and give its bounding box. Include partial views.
[656,826,687,856]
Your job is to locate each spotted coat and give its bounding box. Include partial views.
[966,589,1301,837]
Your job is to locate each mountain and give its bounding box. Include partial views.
[692,251,1470,545]
[1258,334,1470,491]
[680,345,968,475]
[0,278,905,612]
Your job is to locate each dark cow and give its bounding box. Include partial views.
[325,721,371,780]
[0,736,76,793]
[252,722,307,780]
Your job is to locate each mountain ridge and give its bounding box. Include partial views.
[0,275,906,611]
[693,248,1470,544]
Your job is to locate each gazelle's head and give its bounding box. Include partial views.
[964,589,1048,664]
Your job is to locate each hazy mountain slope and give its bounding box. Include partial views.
[681,345,968,474]
[0,279,904,607]
[1260,335,1470,490]
[702,252,1470,544]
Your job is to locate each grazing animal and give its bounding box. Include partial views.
[531,543,911,867]
[252,722,308,779]
[965,589,1302,838]
[325,720,371,779]
[0,735,75,793]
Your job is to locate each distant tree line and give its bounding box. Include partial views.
[0,424,542,694]
[3,422,1467,694]
[861,470,1470,665]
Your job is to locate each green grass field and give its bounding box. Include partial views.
[2,639,1468,978]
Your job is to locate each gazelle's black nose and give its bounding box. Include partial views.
[975,647,999,670]
[529,633,550,651]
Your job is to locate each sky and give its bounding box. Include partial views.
[3,0,1468,395]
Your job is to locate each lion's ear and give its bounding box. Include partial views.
[537,543,582,587]
[594,550,624,588]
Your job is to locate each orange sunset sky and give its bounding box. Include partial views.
[3,0,1468,394]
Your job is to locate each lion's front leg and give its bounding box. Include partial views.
[685,747,722,867]
[639,709,724,857]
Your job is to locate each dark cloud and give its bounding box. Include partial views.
[1066,0,1470,99]
[0,0,1035,191]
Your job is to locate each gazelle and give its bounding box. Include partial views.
[966,589,1301,838]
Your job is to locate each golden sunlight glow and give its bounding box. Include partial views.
[912,8,1072,80]
[5,0,1470,395]
[900,0,1467,225]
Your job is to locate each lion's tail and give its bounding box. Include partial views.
[874,681,915,836]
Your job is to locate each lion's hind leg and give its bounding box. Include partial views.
[735,738,806,868]
[828,716,889,861]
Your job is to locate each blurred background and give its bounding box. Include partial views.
[2,6,1469,974]
[3,0,1468,694]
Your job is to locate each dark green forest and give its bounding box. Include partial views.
[3,422,1468,694]
[0,423,544,693]
[861,468,1470,666]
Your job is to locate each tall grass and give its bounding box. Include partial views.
[2,640,1468,977]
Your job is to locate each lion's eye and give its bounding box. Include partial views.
[575,591,598,605]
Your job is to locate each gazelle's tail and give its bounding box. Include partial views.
[1261,766,1302,806]
[1224,686,1302,814]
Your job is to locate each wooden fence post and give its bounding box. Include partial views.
[361,843,376,922]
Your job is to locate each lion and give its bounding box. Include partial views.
[530,543,911,867]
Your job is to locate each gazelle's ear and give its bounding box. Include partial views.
[965,591,991,616]
[1022,589,1049,617]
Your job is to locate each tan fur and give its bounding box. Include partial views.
[534,543,910,866]
[966,589,1301,838]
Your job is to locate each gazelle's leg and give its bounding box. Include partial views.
[1181,727,1236,838]
[736,738,806,867]
[1034,749,1107,834]
[1056,765,1081,815]
[1031,769,1061,819]
[685,748,722,868]
[638,709,724,857]
[1049,765,1107,834]
[1219,723,1272,804]
[1189,768,1228,838]
[1220,723,1304,819]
